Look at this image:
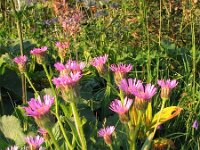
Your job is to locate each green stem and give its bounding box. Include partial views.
[11,0,26,105]
[42,64,58,114]
[119,90,124,103]
[56,114,73,150]
[42,64,72,149]
[108,144,114,150]
[141,99,167,150]
[46,128,61,150]
[71,102,87,150]
[131,110,143,150]
[154,98,167,131]
[24,72,39,96]
[11,0,27,132]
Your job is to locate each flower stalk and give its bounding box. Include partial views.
[42,64,73,149]
[11,0,26,105]
[24,72,39,96]
[71,102,87,150]
[42,64,58,114]
[131,110,143,150]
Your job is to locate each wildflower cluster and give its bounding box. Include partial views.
[52,60,85,102]
[12,50,180,150]
[95,54,179,146]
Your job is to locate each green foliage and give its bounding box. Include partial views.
[0,0,200,149]
[0,115,25,147]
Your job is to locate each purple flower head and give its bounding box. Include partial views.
[13,55,28,72]
[192,120,198,130]
[157,79,178,89]
[6,146,18,150]
[158,79,178,100]
[119,78,143,95]
[54,62,70,76]
[25,135,44,149]
[110,64,133,85]
[23,95,54,118]
[52,71,82,89]
[133,83,157,100]
[109,97,133,115]
[110,63,132,74]
[54,60,85,75]
[110,97,133,123]
[30,46,48,55]
[133,83,157,110]
[98,126,115,145]
[91,54,108,74]
[65,60,85,73]
[30,46,48,64]
[13,55,27,65]
[54,62,66,72]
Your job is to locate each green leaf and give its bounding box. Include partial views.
[141,132,154,150]
[52,122,62,141]
[0,115,25,146]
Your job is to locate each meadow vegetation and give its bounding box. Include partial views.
[0,0,199,149]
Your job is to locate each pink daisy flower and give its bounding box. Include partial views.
[110,63,133,85]
[25,135,44,149]
[91,54,108,74]
[110,97,133,123]
[119,78,143,95]
[110,63,132,74]
[30,46,47,55]
[157,79,178,100]
[23,95,54,118]
[30,46,48,64]
[13,55,27,65]
[52,71,82,89]
[65,60,85,73]
[132,83,157,100]
[132,83,157,110]
[110,97,133,115]
[54,62,66,72]
[54,61,85,75]
[98,126,115,145]
[13,55,27,72]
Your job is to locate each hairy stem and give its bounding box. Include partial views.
[71,102,87,150]
[42,64,72,149]
[24,72,39,96]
